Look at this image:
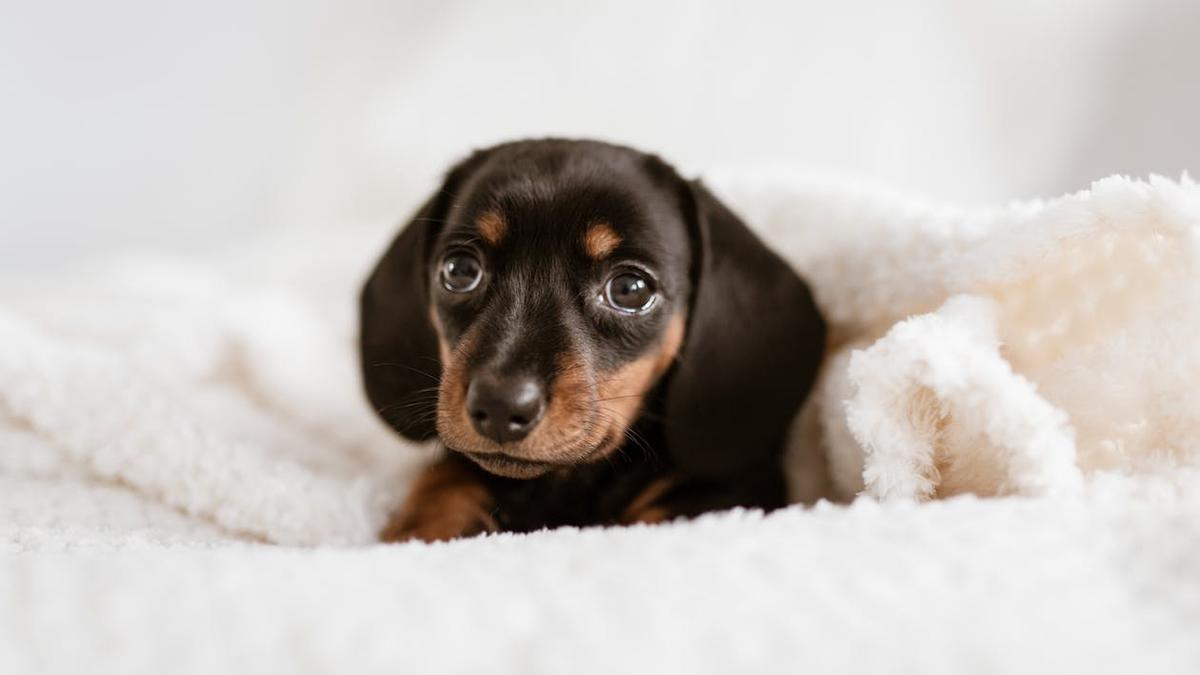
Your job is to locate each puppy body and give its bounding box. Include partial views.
[362,139,824,541]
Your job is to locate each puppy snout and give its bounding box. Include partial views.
[466,373,547,443]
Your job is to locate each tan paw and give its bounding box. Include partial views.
[381,458,498,543]
[620,476,678,525]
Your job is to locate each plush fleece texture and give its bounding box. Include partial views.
[1,171,1198,674]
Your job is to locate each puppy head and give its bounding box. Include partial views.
[361,139,824,480]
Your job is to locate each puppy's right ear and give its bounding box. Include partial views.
[359,151,490,440]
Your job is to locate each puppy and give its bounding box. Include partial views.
[360,139,825,542]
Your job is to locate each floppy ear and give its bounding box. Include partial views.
[359,152,489,440]
[664,181,826,478]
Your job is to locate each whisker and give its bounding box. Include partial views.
[374,387,441,414]
[597,406,654,462]
[377,398,438,416]
[593,393,647,403]
[371,362,440,383]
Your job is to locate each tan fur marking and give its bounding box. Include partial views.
[380,458,497,542]
[430,307,452,364]
[435,324,481,452]
[588,313,687,447]
[583,222,622,260]
[621,476,679,524]
[537,352,592,442]
[476,210,506,246]
[628,507,669,524]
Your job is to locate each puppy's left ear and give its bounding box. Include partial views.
[665,180,826,478]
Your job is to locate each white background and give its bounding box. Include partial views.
[2,0,1198,274]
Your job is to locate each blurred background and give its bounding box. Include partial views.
[2,0,1197,276]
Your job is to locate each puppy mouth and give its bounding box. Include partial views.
[461,451,558,479]
[461,438,612,479]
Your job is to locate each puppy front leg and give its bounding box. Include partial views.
[381,454,498,543]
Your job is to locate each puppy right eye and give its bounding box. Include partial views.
[440,252,483,293]
[602,269,657,313]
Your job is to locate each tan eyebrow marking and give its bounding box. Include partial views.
[583,222,622,260]
[476,210,506,246]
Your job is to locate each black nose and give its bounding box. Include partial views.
[466,373,547,443]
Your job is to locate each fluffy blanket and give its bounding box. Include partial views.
[2,172,1198,674]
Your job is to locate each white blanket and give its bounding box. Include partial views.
[2,172,1198,674]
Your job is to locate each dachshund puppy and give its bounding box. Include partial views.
[360,139,825,542]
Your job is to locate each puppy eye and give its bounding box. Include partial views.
[440,252,483,293]
[603,270,657,313]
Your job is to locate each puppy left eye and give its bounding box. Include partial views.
[603,270,657,313]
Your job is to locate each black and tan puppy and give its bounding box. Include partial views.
[360,139,824,542]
